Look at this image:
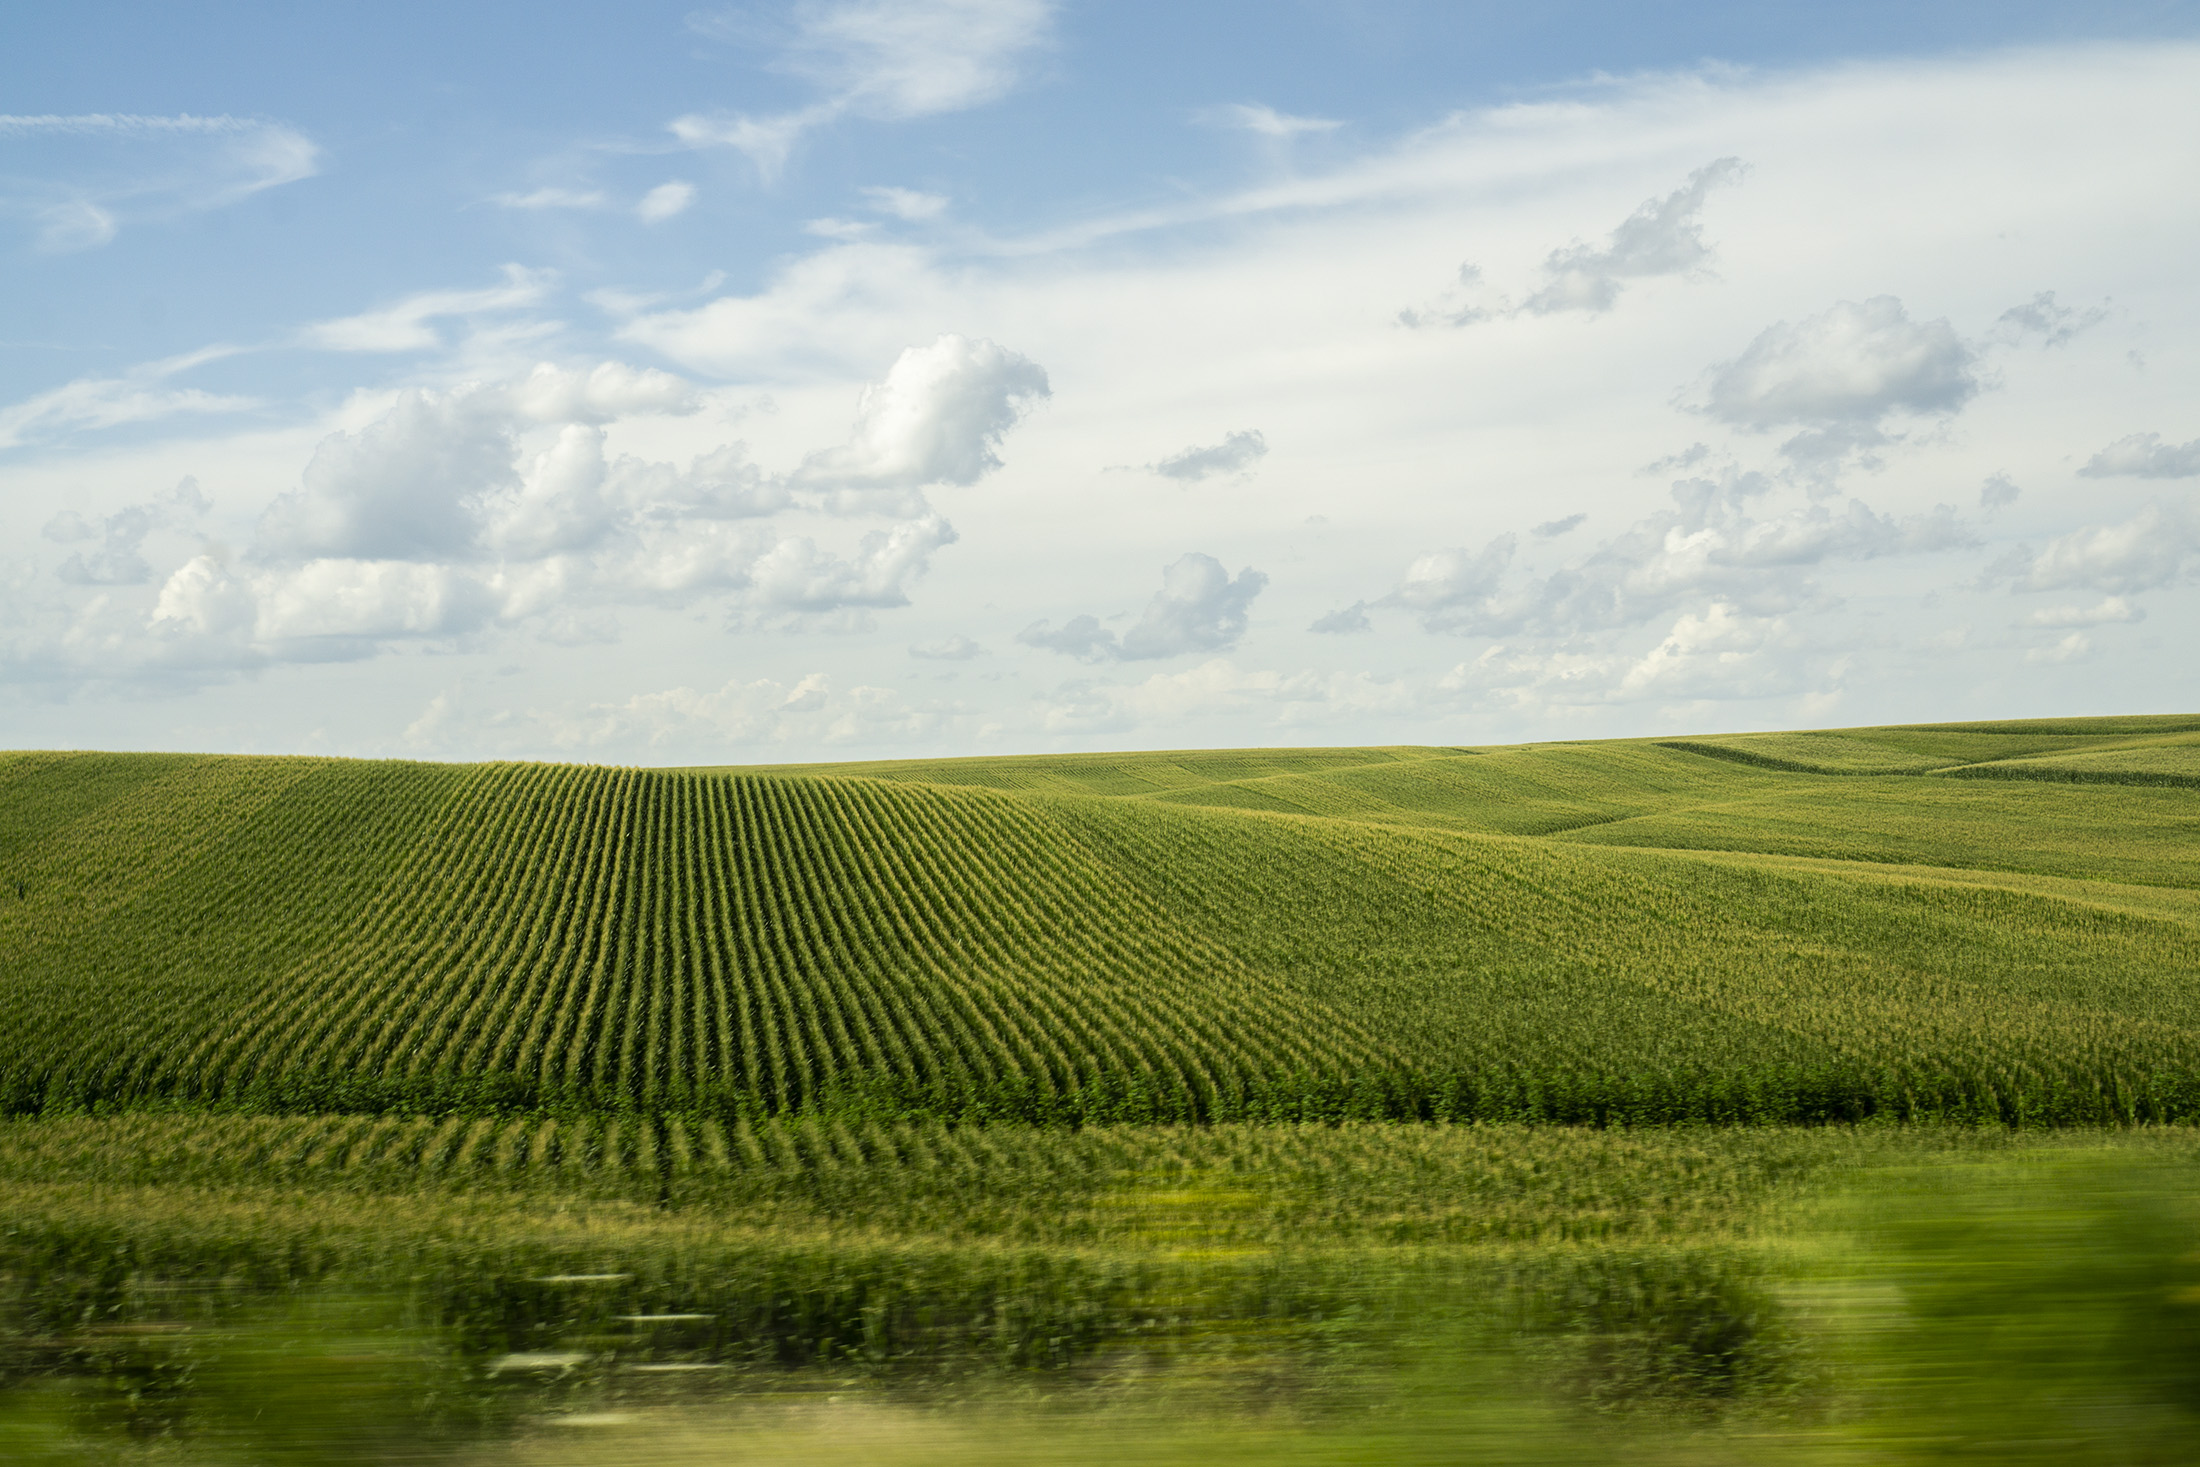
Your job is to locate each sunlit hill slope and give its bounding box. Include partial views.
[3,716,2197,1123]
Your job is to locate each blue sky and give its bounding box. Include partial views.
[6,2,2200,760]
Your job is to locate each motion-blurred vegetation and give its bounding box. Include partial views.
[5,1139,2200,1462]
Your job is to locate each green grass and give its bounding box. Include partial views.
[2,717,2198,1123]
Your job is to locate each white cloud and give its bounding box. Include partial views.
[45,478,208,586]
[251,558,499,644]
[674,0,1054,177]
[1388,536,1517,631]
[910,634,983,659]
[749,514,958,613]
[1201,103,1342,139]
[300,265,556,353]
[1386,472,1975,638]
[256,389,520,563]
[150,553,257,640]
[491,187,608,211]
[2021,596,2142,628]
[2025,631,2091,665]
[794,333,1049,509]
[1015,613,1116,663]
[0,112,318,250]
[2079,432,2200,479]
[0,346,257,450]
[1994,290,2108,347]
[1308,602,1372,635]
[1020,553,1268,663]
[1699,295,1977,432]
[1449,602,1816,710]
[1123,556,1259,660]
[1992,502,2200,596]
[110,349,974,671]
[1401,159,1742,326]
[37,199,116,251]
[1521,157,1745,316]
[862,185,947,219]
[637,181,697,223]
[506,361,701,424]
[1150,429,1267,483]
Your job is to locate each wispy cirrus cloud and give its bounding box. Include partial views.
[0,111,317,251]
[0,345,258,451]
[674,0,1055,179]
[299,265,557,353]
[1198,103,1342,138]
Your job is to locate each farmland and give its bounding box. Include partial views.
[3,716,2199,1458]
[3,715,2198,1124]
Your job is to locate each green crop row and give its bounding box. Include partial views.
[3,721,2196,1125]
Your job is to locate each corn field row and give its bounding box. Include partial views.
[3,741,2198,1125]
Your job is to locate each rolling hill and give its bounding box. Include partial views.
[3,715,2197,1124]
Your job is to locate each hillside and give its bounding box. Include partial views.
[3,716,2197,1123]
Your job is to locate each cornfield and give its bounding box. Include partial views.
[2,715,2196,1124]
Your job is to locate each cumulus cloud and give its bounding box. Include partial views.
[748,514,958,614]
[1532,513,1586,539]
[1700,295,1977,434]
[150,553,257,641]
[1112,553,1266,659]
[1385,472,1975,639]
[1150,429,1267,483]
[45,478,209,586]
[1388,536,1517,632]
[1989,502,2200,596]
[1980,473,2022,509]
[100,340,1000,673]
[795,334,1049,510]
[1309,602,1371,635]
[1994,290,2108,348]
[0,112,318,251]
[1522,157,1745,315]
[674,0,1054,177]
[910,634,983,659]
[1015,613,1116,663]
[2079,432,2200,479]
[507,361,701,423]
[1451,601,1817,710]
[300,265,555,353]
[1401,159,1742,326]
[256,390,521,563]
[1019,552,1267,663]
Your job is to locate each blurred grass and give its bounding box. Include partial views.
[9,1136,2200,1462]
